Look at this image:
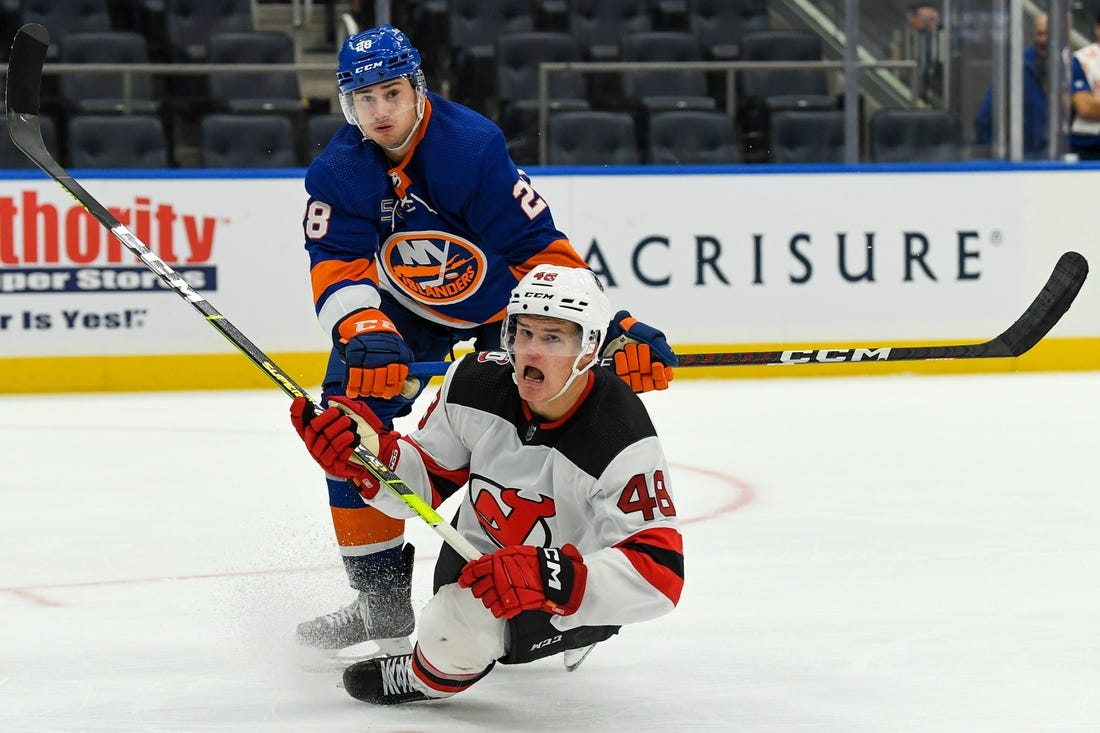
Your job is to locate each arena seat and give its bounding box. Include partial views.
[67,114,170,169]
[870,108,963,163]
[548,110,639,165]
[647,110,740,164]
[199,113,296,168]
[769,109,845,164]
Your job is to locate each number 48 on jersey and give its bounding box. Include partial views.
[618,471,676,521]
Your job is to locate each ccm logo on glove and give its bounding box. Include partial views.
[458,544,587,619]
[334,307,419,400]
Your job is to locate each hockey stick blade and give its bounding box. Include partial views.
[406,251,1088,378]
[991,250,1087,357]
[4,24,480,563]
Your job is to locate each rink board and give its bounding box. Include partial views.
[1,163,1098,393]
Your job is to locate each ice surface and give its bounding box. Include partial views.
[2,373,1098,732]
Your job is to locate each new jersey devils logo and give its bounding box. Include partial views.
[378,230,487,307]
[471,475,557,548]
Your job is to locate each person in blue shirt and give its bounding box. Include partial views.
[1070,11,1100,159]
[974,12,1048,157]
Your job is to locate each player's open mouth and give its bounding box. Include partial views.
[522,366,544,382]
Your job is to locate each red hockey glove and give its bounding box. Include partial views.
[602,310,676,392]
[289,395,389,499]
[458,544,587,620]
[334,308,419,400]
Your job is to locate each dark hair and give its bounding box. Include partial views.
[1096,9,1100,25]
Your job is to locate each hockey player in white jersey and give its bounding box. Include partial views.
[289,265,684,704]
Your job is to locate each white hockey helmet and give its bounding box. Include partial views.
[502,265,611,398]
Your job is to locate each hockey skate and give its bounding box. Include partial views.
[295,544,415,667]
[342,653,436,705]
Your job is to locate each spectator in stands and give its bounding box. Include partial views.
[1069,11,1100,160]
[909,5,941,33]
[974,12,1048,157]
[909,5,944,100]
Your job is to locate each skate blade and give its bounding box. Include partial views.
[295,637,413,672]
[563,642,597,672]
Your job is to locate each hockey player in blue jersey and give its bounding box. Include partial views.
[296,24,678,660]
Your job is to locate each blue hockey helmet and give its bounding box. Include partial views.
[337,24,422,94]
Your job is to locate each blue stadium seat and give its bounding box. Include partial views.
[647,110,740,164]
[447,0,535,109]
[59,31,159,116]
[20,0,111,60]
[870,108,963,163]
[199,113,296,168]
[0,115,58,169]
[165,0,253,63]
[305,113,348,164]
[769,109,846,164]
[496,31,590,164]
[206,31,303,116]
[67,115,170,169]
[548,111,639,165]
[620,31,717,114]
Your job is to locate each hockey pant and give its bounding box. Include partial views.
[413,582,620,696]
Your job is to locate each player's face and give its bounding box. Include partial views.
[351,77,420,152]
[511,315,592,419]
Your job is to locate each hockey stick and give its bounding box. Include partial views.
[4,24,480,562]
[406,250,1088,379]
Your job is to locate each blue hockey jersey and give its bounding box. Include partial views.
[303,93,585,337]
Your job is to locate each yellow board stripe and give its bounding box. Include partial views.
[1,338,1098,394]
[0,352,328,394]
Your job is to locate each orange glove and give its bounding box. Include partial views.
[601,311,676,392]
[612,342,674,392]
[333,308,418,399]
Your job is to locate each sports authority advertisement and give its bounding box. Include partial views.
[1,167,1097,390]
[0,177,328,357]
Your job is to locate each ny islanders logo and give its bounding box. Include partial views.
[378,230,486,306]
[471,475,557,548]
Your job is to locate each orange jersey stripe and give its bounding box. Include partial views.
[509,238,587,282]
[329,505,405,547]
[310,258,379,306]
[386,98,434,199]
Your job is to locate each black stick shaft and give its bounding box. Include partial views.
[407,250,1087,379]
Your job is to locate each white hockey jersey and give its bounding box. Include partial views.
[367,350,684,631]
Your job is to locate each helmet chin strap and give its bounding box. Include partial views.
[511,347,596,405]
